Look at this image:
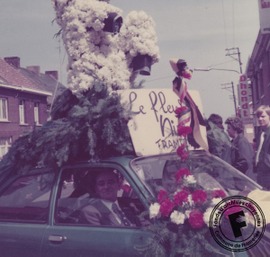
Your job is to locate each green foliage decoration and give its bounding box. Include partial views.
[0,83,134,176]
[137,221,229,257]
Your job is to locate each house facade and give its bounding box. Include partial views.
[247,32,270,113]
[246,32,270,140]
[0,56,64,159]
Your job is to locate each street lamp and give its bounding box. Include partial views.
[193,67,240,74]
[194,67,240,116]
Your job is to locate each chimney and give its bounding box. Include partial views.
[4,56,20,68]
[27,66,40,74]
[45,70,59,80]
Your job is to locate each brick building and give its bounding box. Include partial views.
[246,32,270,141]
[0,56,65,159]
[247,32,270,113]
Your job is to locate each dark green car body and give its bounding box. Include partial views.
[0,151,265,257]
[0,155,154,257]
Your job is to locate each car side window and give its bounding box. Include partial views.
[0,172,55,223]
[55,167,148,227]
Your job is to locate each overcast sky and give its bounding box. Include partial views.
[0,0,260,120]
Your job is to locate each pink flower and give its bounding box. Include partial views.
[157,189,168,204]
[177,142,186,151]
[175,106,189,117]
[192,190,208,205]
[212,189,226,198]
[159,199,175,217]
[177,125,192,137]
[175,168,191,182]
[176,143,189,161]
[174,189,189,206]
[188,209,205,229]
[179,151,189,161]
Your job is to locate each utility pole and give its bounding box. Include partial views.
[225,47,243,74]
[193,68,240,116]
[221,81,237,116]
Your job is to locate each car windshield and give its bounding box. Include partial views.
[131,150,261,199]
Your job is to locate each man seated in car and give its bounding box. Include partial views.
[80,169,134,226]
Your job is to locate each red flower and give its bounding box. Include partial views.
[212,189,226,198]
[176,143,189,160]
[174,189,189,205]
[177,143,187,153]
[175,106,189,117]
[175,168,191,182]
[179,151,189,161]
[188,209,205,229]
[157,189,168,204]
[177,142,186,151]
[159,199,175,217]
[192,190,207,205]
[177,125,192,137]
[180,151,189,161]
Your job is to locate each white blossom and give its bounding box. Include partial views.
[187,194,194,206]
[211,197,222,206]
[185,210,191,218]
[119,10,160,64]
[184,175,196,185]
[203,207,214,226]
[149,203,160,219]
[53,0,160,96]
[170,210,186,225]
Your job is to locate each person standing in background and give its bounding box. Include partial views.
[225,117,256,181]
[206,114,231,164]
[255,105,270,190]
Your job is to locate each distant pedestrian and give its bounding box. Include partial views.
[254,105,270,190]
[225,117,255,180]
[206,114,231,164]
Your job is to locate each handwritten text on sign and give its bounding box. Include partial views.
[120,89,204,156]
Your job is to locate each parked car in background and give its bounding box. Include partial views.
[0,150,266,257]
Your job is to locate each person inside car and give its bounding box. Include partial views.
[80,169,134,226]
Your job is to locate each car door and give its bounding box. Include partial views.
[0,170,56,257]
[41,163,153,257]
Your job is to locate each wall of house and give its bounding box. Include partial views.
[0,87,49,142]
[247,33,270,140]
[0,56,62,159]
[248,33,270,112]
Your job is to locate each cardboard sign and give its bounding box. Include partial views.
[120,88,206,156]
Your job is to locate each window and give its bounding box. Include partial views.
[0,172,55,223]
[19,99,26,124]
[0,137,11,159]
[34,102,40,125]
[0,98,8,121]
[55,167,147,227]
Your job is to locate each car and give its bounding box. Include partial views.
[0,149,266,257]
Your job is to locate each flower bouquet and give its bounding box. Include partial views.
[138,166,228,257]
[135,105,232,257]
